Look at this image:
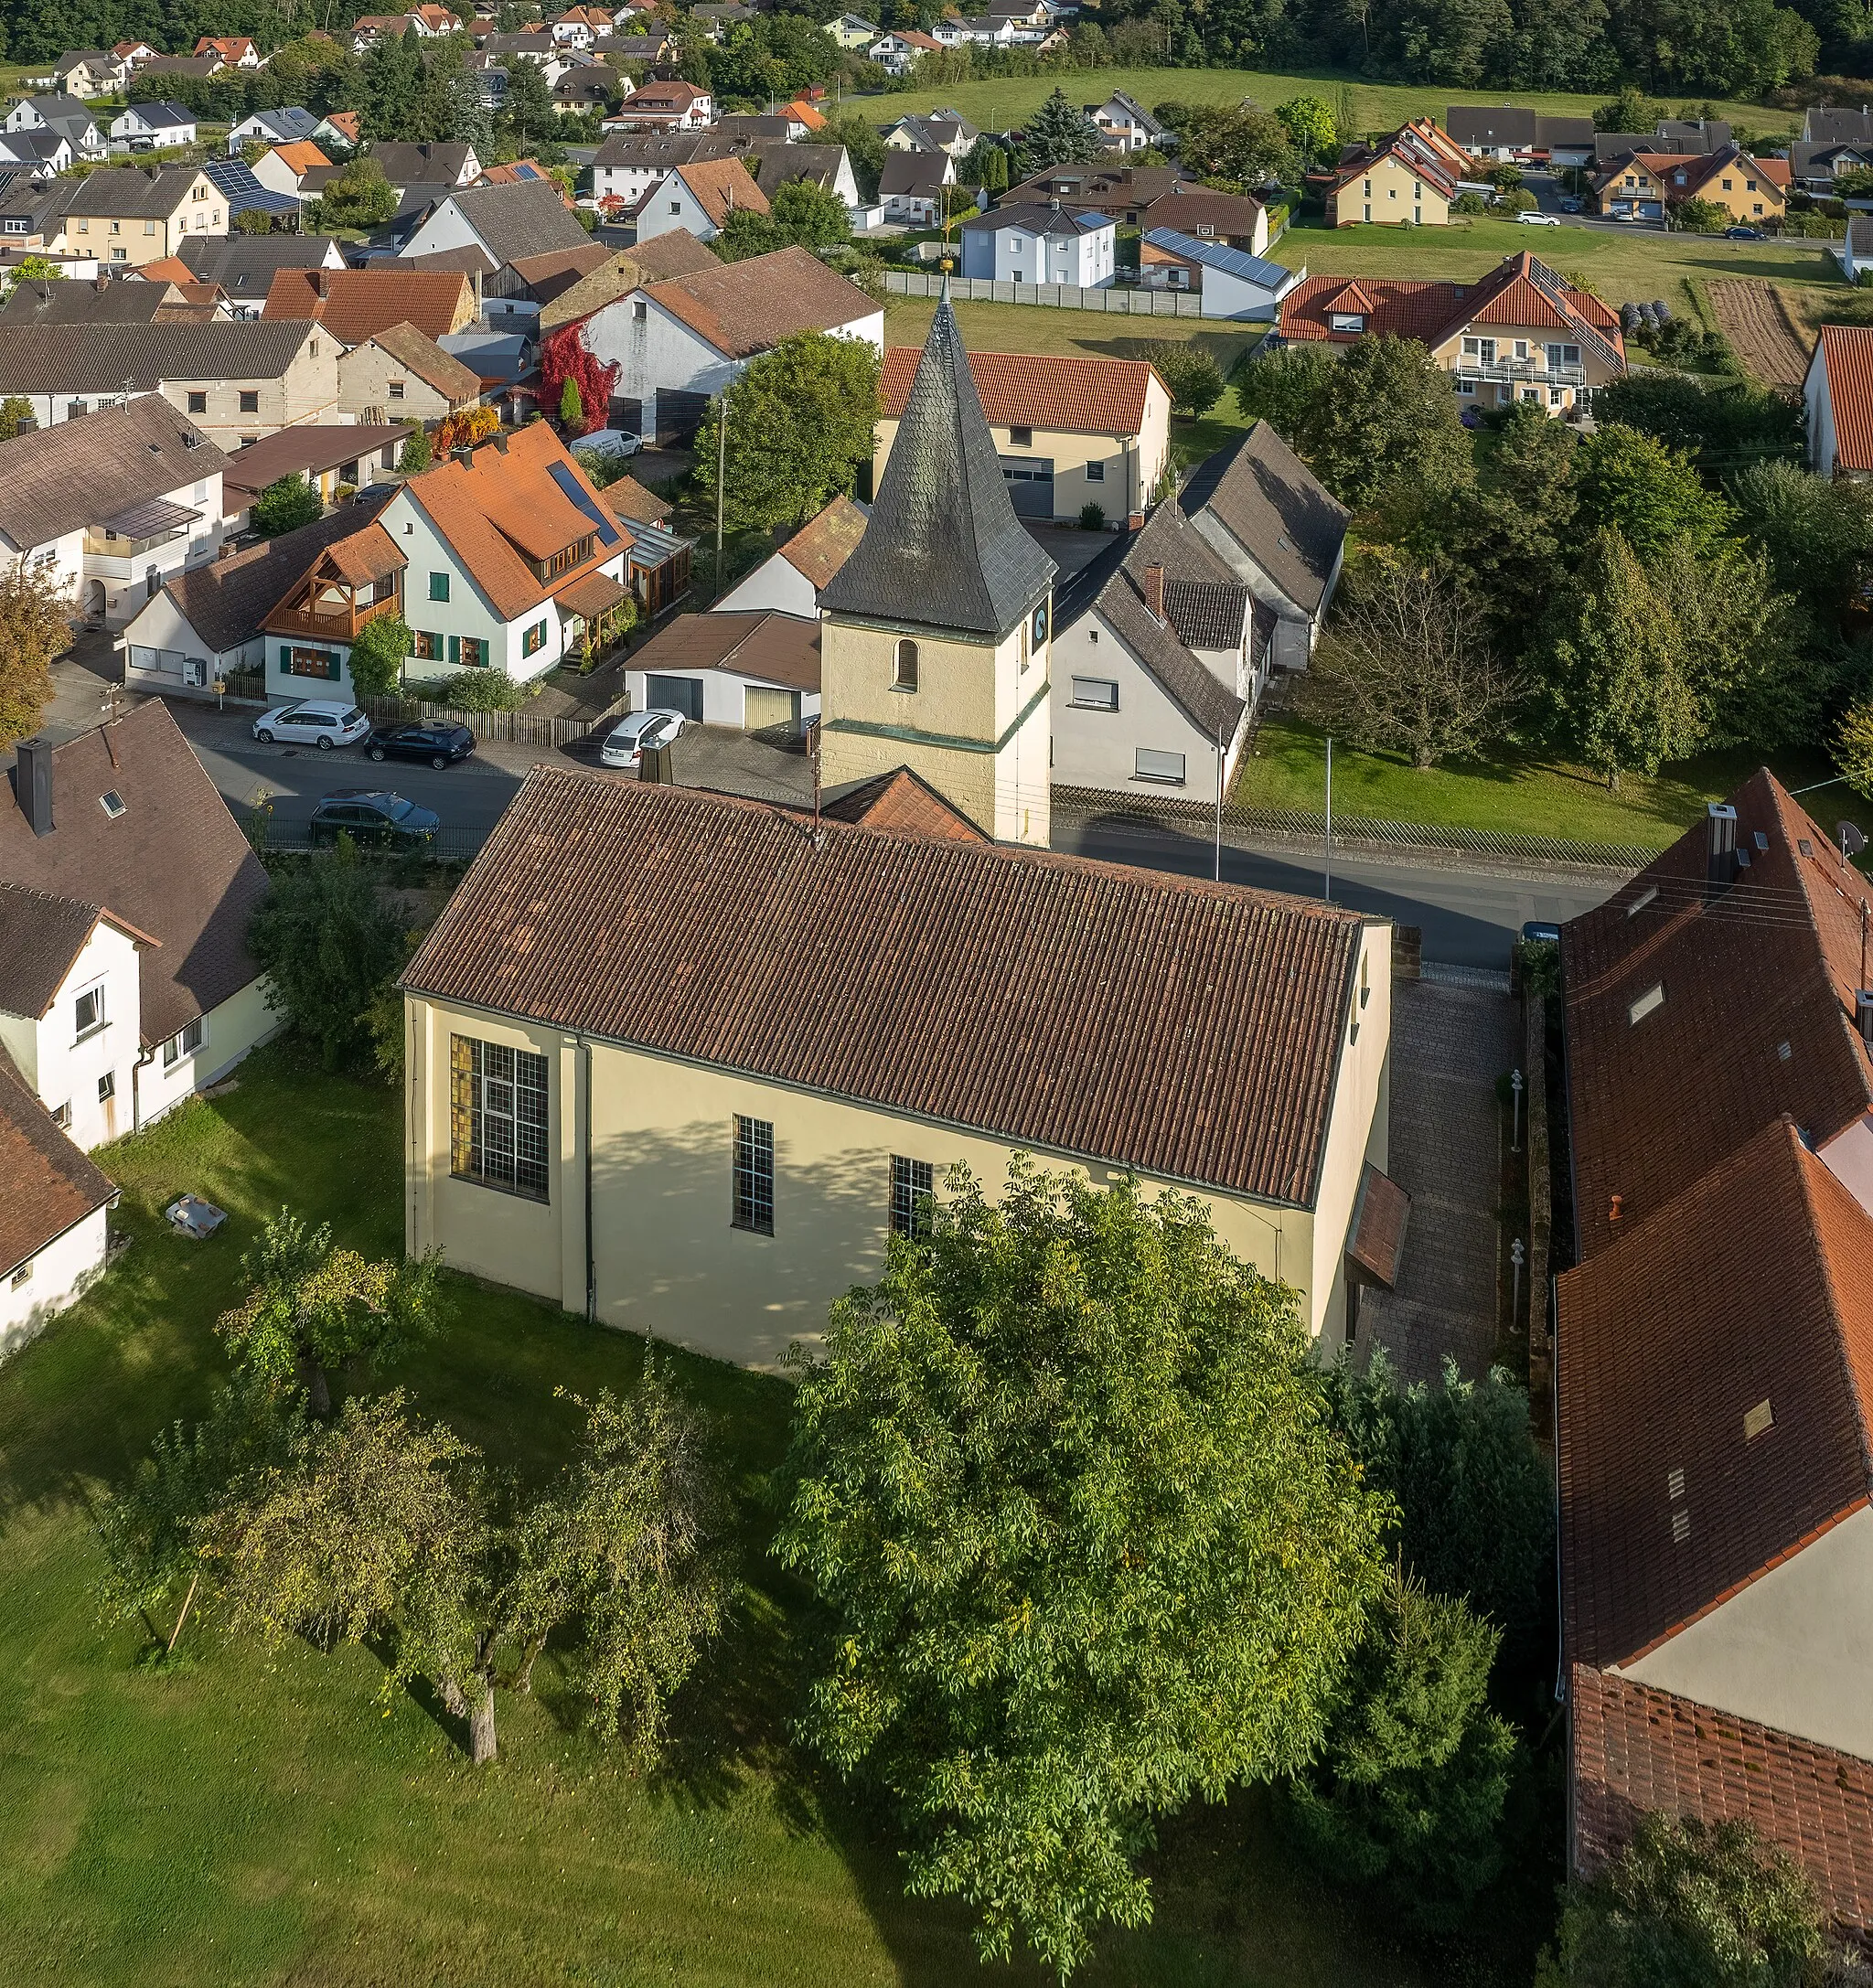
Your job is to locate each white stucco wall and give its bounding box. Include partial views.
[1807,345,1840,476]
[1,923,145,1151]
[960,219,1115,286]
[715,551,818,616]
[123,583,262,691]
[0,1205,110,1361]
[1050,604,1237,796]
[1622,1502,1873,1759]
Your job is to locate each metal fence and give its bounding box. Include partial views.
[885,272,1207,315]
[1050,784,1657,872]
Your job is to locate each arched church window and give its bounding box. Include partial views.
[893,638,918,690]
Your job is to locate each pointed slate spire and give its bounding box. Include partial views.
[823,285,1055,639]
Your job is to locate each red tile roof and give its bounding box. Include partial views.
[1573,1665,1873,1944]
[882,345,1160,436]
[1558,1117,1873,1670]
[1560,771,1873,1257]
[819,765,989,841]
[262,265,475,344]
[669,155,770,228]
[404,773,1373,1208]
[644,245,876,359]
[775,492,867,587]
[1279,252,1622,370]
[1820,326,1873,473]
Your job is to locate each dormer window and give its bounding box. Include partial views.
[1328,312,1364,333]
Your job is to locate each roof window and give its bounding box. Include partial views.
[1626,883,1657,917]
[99,790,125,818]
[1743,1398,1774,1441]
[1628,982,1664,1025]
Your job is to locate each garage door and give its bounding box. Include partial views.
[1000,455,1054,518]
[645,674,703,721]
[744,685,799,733]
[654,389,711,444]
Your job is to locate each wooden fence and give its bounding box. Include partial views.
[224,669,616,750]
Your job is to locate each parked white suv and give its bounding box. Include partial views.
[600,708,686,769]
[252,700,371,750]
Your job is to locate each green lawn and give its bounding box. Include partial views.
[0,1045,1429,1988]
[884,294,1261,373]
[1239,712,1873,850]
[865,66,1798,147]
[1271,215,1846,305]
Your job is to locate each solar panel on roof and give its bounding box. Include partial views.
[547,461,622,548]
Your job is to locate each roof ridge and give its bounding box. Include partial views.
[1786,1122,1873,1496]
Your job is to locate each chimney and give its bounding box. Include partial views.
[1142,561,1164,621]
[312,269,329,297]
[1707,801,1738,896]
[15,737,54,837]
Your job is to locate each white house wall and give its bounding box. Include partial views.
[14,922,144,1151]
[715,551,818,616]
[0,1204,109,1361]
[1050,605,1232,796]
[1622,1502,1873,1761]
[122,583,262,694]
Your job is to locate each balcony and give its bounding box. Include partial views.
[1454,357,1588,387]
[262,591,401,644]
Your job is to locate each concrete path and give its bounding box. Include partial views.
[1354,978,1518,1384]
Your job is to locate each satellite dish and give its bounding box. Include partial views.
[1838,821,1868,860]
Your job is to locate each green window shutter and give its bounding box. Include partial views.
[279,644,291,668]
[429,572,450,602]
[448,634,460,665]
[326,650,340,679]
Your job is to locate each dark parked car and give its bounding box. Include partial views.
[367,721,476,769]
[308,790,440,849]
[1725,225,1765,240]
[1521,920,1562,944]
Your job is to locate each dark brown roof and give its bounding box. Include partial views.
[0,884,142,1020]
[534,233,718,333]
[820,766,989,842]
[404,771,1370,1206]
[0,1050,115,1283]
[643,245,877,360]
[1558,1117,1873,1670]
[627,610,819,690]
[163,497,398,652]
[1573,1664,1873,1945]
[1179,422,1349,619]
[0,702,270,1046]
[221,424,412,503]
[0,395,225,551]
[0,319,319,397]
[1560,772,1873,1257]
[358,321,482,404]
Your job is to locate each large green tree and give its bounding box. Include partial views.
[1015,86,1102,173]
[1574,422,1733,560]
[1540,527,1703,788]
[1287,337,1472,511]
[1726,456,1873,618]
[0,559,68,744]
[1291,1570,1521,1932]
[1545,1812,1825,1987]
[1170,102,1297,184]
[252,474,323,538]
[247,838,409,1068]
[691,330,880,535]
[774,1160,1390,1978]
[1444,401,1578,655]
[1235,344,1339,446]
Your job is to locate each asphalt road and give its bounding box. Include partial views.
[1054,814,1621,969]
[171,710,1621,967]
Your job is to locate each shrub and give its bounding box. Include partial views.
[1147,342,1225,418]
[253,474,323,538]
[1079,501,1106,529]
[420,667,522,712]
[398,429,432,474]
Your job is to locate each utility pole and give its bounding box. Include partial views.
[713,369,729,592]
[1322,733,1333,901]
[1214,721,1224,881]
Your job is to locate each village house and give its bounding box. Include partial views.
[867,27,942,75]
[51,50,125,97]
[171,233,348,315]
[958,204,1116,288]
[625,607,821,732]
[1557,775,1873,1948]
[400,177,594,264]
[51,166,228,267]
[263,263,478,344]
[1805,323,1873,477]
[882,110,979,156]
[602,81,714,132]
[1,95,106,162]
[1140,230,1302,319]
[1277,252,1625,415]
[109,102,198,153]
[0,703,276,1153]
[1324,123,1460,227]
[592,130,742,208]
[1445,104,1594,166]
[0,395,226,630]
[1592,142,1788,224]
[227,106,347,150]
[1086,91,1163,153]
[716,493,867,616]
[196,34,262,67]
[218,423,412,529]
[0,1048,115,1358]
[250,140,335,201]
[876,345,1168,528]
[337,321,482,422]
[829,12,878,48]
[581,244,882,444]
[0,316,342,443]
[632,155,768,245]
[878,150,956,226]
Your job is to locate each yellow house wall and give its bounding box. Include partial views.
[404,959,1389,1370]
[872,374,1172,527]
[1333,154,1450,227]
[66,177,225,265]
[819,610,1051,844]
[1671,164,1785,219]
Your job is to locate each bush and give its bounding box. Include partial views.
[419,667,522,712]
[398,429,432,474]
[1451,190,1489,216]
[1078,501,1106,529]
[253,474,323,538]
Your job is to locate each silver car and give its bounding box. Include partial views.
[600,708,686,768]
[252,700,371,750]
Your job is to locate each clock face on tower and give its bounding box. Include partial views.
[1032,602,1049,647]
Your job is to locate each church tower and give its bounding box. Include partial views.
[819,294,1057,846]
